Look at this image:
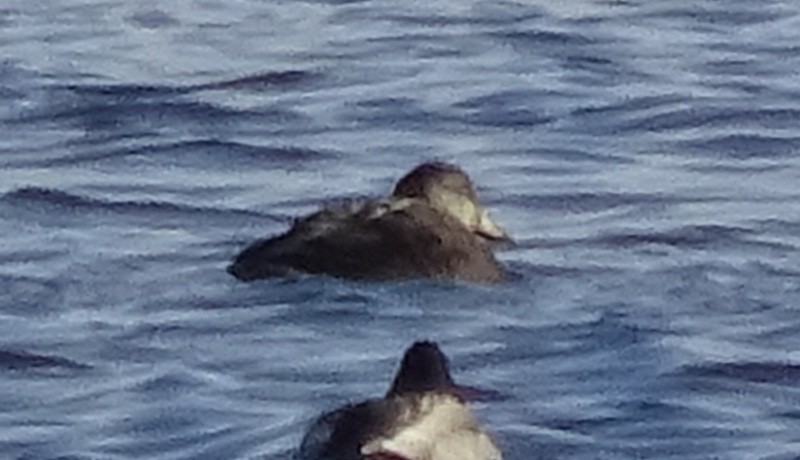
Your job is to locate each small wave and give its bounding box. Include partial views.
[501,191,679,213]
[701,58,768,77]
[0,275,63,314]
[751,219,800,236]
[493,29,594,47]
[11,71,316,135]
[589,224,754,249]
[134,371,205,395]
[0,249,62,264]
[0,349,89,371]
[683,162,785,174]
[191,70,316,91]
[455,88,566,110]
[679,134,800,159]
[644,7,782,27]
[2,187,277,221]
[297,0,369,5]
[546,415,628,434]
[562,54,618,72]
[571,94,687,118]
[451,89,558,128]
[678,361,800,384]
[622,108,800,133]
[385,9,543,27]
[345,98,451,130]
[126,9,179,29]
[462,108,555,128]
[4,187,102,208]
[498,147,631,165]
[56,70,317,98]
[11,98,284,134]
[518,263,597,278]
[31,139,334,169]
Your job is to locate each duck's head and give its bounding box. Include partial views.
[392,162,509,242]
[387,341,455,397]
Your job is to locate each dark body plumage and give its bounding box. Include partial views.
[298,341,502,460]
[228,162,509,283]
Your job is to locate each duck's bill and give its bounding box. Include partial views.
[474,210,512,243]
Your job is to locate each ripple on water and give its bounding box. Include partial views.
[0,1,799,459]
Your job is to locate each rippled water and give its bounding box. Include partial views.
[1,1,800,459]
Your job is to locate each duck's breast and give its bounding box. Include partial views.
[361,394,502,460]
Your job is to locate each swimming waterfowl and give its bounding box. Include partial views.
[298,341,503,460]
[228,162,509,283]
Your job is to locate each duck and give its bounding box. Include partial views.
[227,162,509,283]
[298,341,503,460]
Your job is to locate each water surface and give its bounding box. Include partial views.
[1,1,799,459]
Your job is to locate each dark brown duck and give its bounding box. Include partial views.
[228,162,509,283]
[298,341,503,460]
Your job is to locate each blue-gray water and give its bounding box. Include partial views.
[1,1,800,459]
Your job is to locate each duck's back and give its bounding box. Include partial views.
[299,396,403,460]
[228,200,504,283]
